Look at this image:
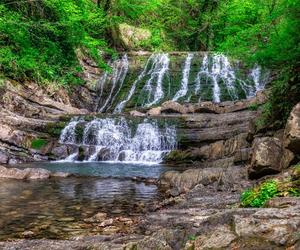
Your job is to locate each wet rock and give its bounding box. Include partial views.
[57,217,75,222]
[25,168,51,179]
[21,231,35,238]
[0,165,71,180]
[161,101,188,114]
[51,172,71,178]
[0,165,30,179]
[0,150,9,164]
[129,110,146,117]
[100,219,114,227]
[51,145,72,160]
[284,102,300,155]
[249,137,284,179]
[84,212,107,223]
[147,107,162,116]
[193,102,222,114]
[102,226,120,235]
[159,166,247,193]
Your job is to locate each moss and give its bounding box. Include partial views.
[164,150,200,163]
[31,138,48,150]
[46,122,67,138]
[78,146,85,161]
[248,103,259,111]
[74,124,85,143]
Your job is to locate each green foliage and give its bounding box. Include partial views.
[187,235,197,241]
[241,165,300,207]
[241,180,278,207]
[248,103,259,111]
[31,138,48,150]
[0,0,299,127]
[0,0,108,85]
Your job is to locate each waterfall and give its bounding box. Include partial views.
[95,52,267,111]
[142,54,170,107]
[206,54,238,103]
[194,54,209,101]
[251,65,263,92]
[59,118,177,164]
[114,55,154,113]
[97,55,129,112]
[59,118,81,144]
[173,53,194,101]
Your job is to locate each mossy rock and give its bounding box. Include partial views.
[31,138,48,150]
[46,122,67,138]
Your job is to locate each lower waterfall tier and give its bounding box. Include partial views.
[59,117,177,164]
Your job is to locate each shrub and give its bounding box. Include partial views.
[241,180,278,207]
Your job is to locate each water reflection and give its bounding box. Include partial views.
[0,177,159,240]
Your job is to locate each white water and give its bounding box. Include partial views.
[251,65,263,93]
[143,54,170,107]
[173,53,194,101]
[59,118,81,144]
[114,55,154,113]
[98,55,129,112]
[96,52,266,111]
[59,118,176,164]
[209,54,238,102]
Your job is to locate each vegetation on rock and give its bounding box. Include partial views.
[241,165,300,207]
[31,138,48,150]
[0,0,299,125]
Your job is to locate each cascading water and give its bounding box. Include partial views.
[59,118,177,164]
[95,52,267,112]
[59,118,81,145]
[142,54,170,107]
[173,53,194,101]
[96,55,129,112]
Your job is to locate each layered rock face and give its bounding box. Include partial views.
[248,102,300,179]
[0,80,89,164]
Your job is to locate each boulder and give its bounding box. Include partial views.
[161,101,188,114]
[51,172,71,178]
[0,150,9,164]
[129,110,146,117]
[147,107,162,116]
[25,168,51,180]
[249,137,285,179]
[0,165,29,179]
[159,166,247,193]
[284,102,300,155]
[0,165,70,180]
[112,23,151,50]
[193,102,222,114]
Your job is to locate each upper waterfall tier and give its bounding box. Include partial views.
[95,52,269,113]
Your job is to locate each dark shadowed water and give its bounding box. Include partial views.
[0,162,181,240]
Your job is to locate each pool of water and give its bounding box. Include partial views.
[16,161,175,178]
[0,162,181,240]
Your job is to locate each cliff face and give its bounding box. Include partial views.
[0,52,268,164]
[0,80,89,164]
